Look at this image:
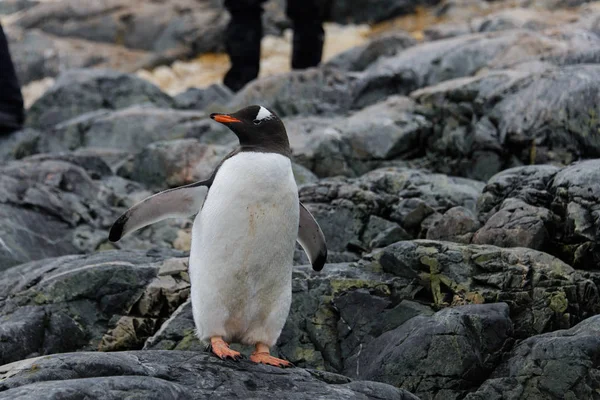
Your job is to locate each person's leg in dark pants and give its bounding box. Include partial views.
[0,23,24,135]
[286,0,329,70]
[223,0,266,92]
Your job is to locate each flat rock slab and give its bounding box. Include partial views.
[0,350,419,400]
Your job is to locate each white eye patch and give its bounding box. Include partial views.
[255,106,273,121]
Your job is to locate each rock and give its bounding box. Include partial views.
[359,30,600,114]
[0,351,419,400]
[229,67,360,118]
[466,315,600,400]
[550,159,600,269]
[346,303,513,399]
[372,240,600,338]
[299,167,484,254]
[326,32,417,72]
[26,69,174,130]
[473,8,573,33]
[0,158,117,268]
[36,106,211,155]
[0,250,187,365]
[0,0,38,15]
[412,64,600,180]
[426,206,480,243]
[117,139,232,189]
[290,96,432,178]
[476,165,560,220]
[472,198,551,250]
[14,0,228,55]
[6,26,151,86]
[330,0,440,24]
[474,161,600,269]
[174,84,234,111]
[0,129,41,162]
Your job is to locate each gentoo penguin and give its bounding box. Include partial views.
[109,105,327,368]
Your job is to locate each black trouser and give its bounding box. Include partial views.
[0,23,24,135]
[223,0,328,92]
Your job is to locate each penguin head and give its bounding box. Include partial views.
[210,105,291,156]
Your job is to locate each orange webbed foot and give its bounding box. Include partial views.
[250,351,293,368]
[210,336,242,361]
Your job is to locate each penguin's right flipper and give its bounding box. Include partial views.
[297,202,327,271]
[109,180,210,242]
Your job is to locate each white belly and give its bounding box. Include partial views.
[189,152,299,346]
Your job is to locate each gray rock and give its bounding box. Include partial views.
[289,96,432,178]
[174,84,234,111]
[345,303,513,400]
[0,158,117,268]
[466,315,600,400]
[426,206,480,243]
[412,64,600,180]
[14,0,228,54]
[0,0,38,15]
[229,67,361,117]
[6,26,151,85]
[330,0,439,24]
[373,240,600,338]
[37,106,210,155]
[474,161,600,269]
[326,32,417,72]
[26,69,174,130]
[551,159,600,268]
[473,198,551,250]
[0,250,187,365]
[359,30,600,116]
[299,167,484,253]
[0,351,419,400]
[117,139,232,189]
[476,165,560,220]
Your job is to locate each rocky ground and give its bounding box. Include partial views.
[2,0,600,399]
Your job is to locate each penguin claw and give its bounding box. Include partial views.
[250,352,294,368]
[209,337,242,361]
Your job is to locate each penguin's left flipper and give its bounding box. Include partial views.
[297,202,327,271]
[109,180,211,242]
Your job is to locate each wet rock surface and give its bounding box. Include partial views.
[3,0,600,398]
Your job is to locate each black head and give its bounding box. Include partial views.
[210,105,291,157]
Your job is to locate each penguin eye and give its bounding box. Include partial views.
[253,119,262,125]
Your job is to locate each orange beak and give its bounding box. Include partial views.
[210,113,241,124]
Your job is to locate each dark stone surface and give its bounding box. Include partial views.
[346,303,513,400]
[0,350,419,400]
[26,69,174,130]
[465,315,600,400]
[370,240,600,338]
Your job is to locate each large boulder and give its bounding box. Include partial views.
[370,240,600,338]
[346,303,513,400]
[229,67,361,118]
[466,315,600,400]
[6,26,151,86]
[412,65,600,180]
[13,0,228,55]
[358,29,600,114]
[0,157,116,268]
[26,69,174,130]
[32,106,212,155]
[0,250,187,365]
[0,351,419,400]
[290,96,433,178]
